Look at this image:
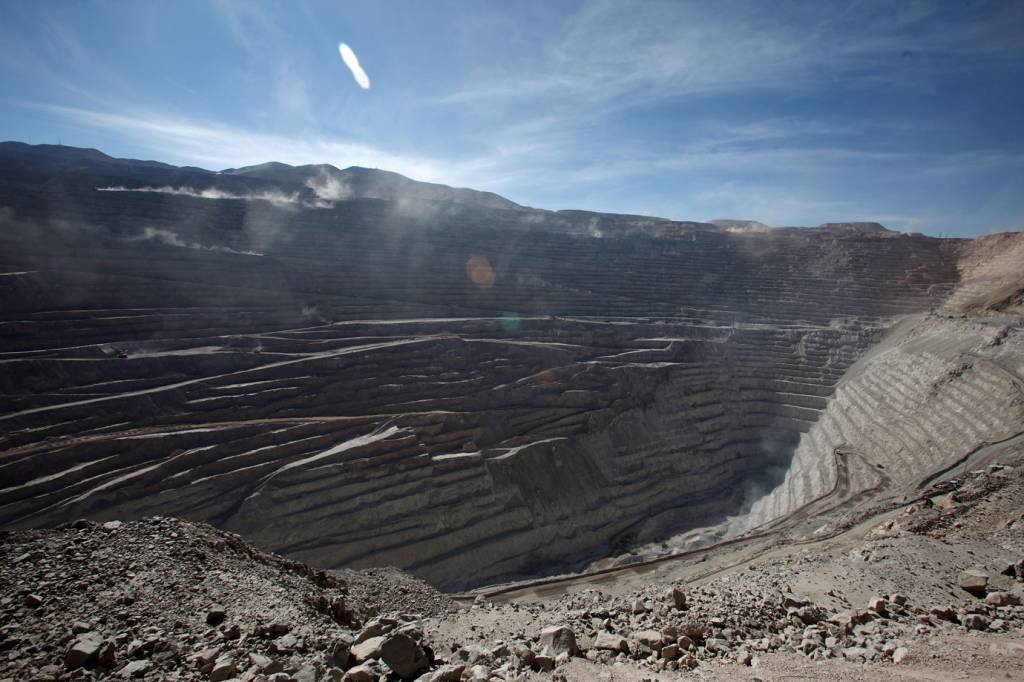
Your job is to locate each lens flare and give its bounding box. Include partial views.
[466,255,495,288]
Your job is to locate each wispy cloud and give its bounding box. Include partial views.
[211,0,317,119]
[441,1,1023,108]
[33,102,454,182]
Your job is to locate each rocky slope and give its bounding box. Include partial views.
[2,446,1022,681]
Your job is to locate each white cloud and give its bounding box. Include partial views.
[35,103,451,183]
[338,43,371,90]
[440,0,1023,109]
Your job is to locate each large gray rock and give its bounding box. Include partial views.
[415,664,464,682]
[379,633,429,679]
[293,665,319,682]
[592,632,628,652]
[665,587,686,610]
[963,614,989,630]
[539,625,578,657]
[633,629,664,652]
[65,635,102,669]
[341,664,378,682]
[209,655,237,682]
[119,660,150,678]
[985,591,1020,606]
[97,640,116,669]
[206,603,227,625]
[328,636,354,668]
[959,570,989,596]
[354,616,398,643]
[351,635,386,663]
[704,637,730,654]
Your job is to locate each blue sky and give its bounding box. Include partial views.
[1,1,1022,237]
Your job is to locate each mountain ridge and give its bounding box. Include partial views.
[0,141,921,236]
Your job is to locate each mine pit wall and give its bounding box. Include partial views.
[0,165,980,589]
[224,324,876,591]
[738,314,1024,533]
[0,322,877,591]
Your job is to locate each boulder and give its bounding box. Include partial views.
[963,614,989,630]
[351,635,386,663]
[341,664,378,682]
[794,605,825,624]
[209,655,236,682]
[679,623,706,641]
[97,640,116,669]
[539,625,578,657]
[206,604,227,625]
[379,633,429,679]
[867,596,888,613]
[249,653,273,670]
[331,596,349,623]
[293,665,319,682]
[592,632,628,652]
[354,616,398,643]
[835,609,875,634]
[270,633,301,654]
[985,591,1020,607]
[467,665,491,681]
[781,592,810,608]
[328,636,354,668]
[665,587,686,610]
[633,629,664,652]
[267,622,291,637]
[65,635,102,669]
[415,664,465,682]
[704,638,730,654]
[958,570,989,596]
[119,660,150,678]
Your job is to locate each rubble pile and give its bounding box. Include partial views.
[2,497,1022,681]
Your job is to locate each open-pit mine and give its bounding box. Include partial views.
[2,141,1023,681]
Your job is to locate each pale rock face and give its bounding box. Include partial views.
[539,625,578,657]
[351,636,386,663]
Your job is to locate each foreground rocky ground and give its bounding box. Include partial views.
[3,447,1024,681]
